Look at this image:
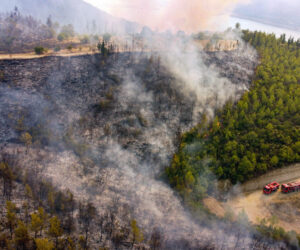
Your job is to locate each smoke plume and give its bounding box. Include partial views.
[108,0,251,32]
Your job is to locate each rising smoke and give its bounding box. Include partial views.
[2,0,296,248]
[0,43,261,248]
[108,0,251,32]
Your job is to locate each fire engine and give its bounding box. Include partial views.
[263,182,280,194]
[281,181,300,193]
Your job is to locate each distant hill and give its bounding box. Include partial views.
[0,0,140,34]
[233,0,300,32]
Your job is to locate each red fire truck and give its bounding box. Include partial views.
[281,181,300,193]
[263,182,280,194]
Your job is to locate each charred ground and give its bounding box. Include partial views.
[0,49,282,249]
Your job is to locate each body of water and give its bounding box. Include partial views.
[229,16,300,40]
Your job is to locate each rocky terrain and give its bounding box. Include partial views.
[0,47,261,248]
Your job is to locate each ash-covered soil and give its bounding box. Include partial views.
[0,50,257,171]
[0,50,262,248]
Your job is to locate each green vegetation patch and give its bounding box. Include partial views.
[34,46,47,55]
[166,31,300,202]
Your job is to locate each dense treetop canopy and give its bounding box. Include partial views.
[166,31,300,201]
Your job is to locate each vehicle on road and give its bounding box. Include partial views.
[263,182,280,194]
[281,181,300,193]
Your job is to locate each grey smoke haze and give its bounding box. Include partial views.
[0,0,298,248]
[1,8,294,245]
[85,0,251,32]
[1,0,299,35]
[160,38,245,120]
[0,34,271,248]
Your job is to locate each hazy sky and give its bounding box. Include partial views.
[84,0,168,13]
[83,0,250,32]
[84,0,300,14]
[83,0,167,22]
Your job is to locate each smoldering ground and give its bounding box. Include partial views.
[1,35,292,248]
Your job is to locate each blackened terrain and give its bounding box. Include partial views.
[0,50,259,249]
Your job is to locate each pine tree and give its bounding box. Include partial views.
[15,220,30,249]
[0,162,15,200]
[6,201,17,239]
[130,219,144,248]
[31,207,47,238]
[35,238,54,250]
[48,216,62,248]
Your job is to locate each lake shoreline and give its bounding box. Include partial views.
[231,14,300,33]
[229,16,300,39]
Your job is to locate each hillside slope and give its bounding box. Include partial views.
[166,31,300,215]
[0,0,139,34]
[0,48,258,248]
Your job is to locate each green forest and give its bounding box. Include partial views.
[166,31,300,201]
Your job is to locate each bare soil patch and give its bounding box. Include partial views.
[203,197,225,217]
[203,164,300,233]
[0,47,97,60]
[226,173,300,233]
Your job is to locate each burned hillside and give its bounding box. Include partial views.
[0,49,261,248]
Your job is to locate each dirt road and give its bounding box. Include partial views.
[224,164,300,233]
[0,50,98,60]
[240,163,300,193]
